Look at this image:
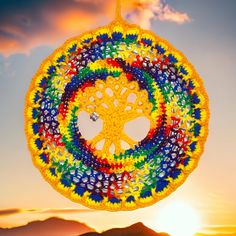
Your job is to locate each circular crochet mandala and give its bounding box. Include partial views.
[25,18,209,210]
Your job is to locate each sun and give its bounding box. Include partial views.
[156,202,201,236]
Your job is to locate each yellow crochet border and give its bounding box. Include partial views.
[24,17,210,211]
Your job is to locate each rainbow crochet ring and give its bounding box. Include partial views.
[25,1,209,211]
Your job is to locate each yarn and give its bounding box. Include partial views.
[25,14,209,211]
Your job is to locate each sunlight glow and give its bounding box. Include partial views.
[157,202,201,236]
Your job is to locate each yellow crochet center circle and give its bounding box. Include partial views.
[77,73,154,155]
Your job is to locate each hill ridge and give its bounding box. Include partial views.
[0,217,94,236]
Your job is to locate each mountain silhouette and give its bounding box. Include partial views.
[0,217,94,236]
[80,222,169,236]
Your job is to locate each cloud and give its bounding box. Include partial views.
[0,209,22,216]
[0,0,190,56]
[39,208,94,214]
[202,225,236,234]
[124,0,190,28]
[0,0,109,56]
[0,208,94,217]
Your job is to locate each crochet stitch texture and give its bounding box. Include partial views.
[25,4,209,211]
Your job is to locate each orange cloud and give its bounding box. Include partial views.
[0,0,190,56]
[0,208,94,217]
[0,37,22,55]
[0,209,22,216]
[40,208,94,214]
[45,9,97,36]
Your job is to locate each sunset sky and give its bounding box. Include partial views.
[0,0,236,235]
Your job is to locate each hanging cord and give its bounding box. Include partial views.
[115,0,123,21]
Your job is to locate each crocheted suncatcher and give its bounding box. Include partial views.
[25,1,209,211]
